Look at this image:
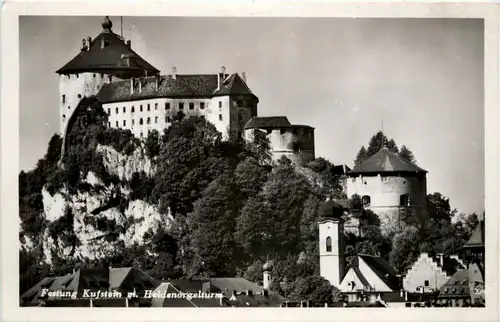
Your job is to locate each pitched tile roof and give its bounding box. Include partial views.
[20,267,159,306]
[463,221,485,248]
[356,255,400,291]
[56,17,159,75]
[245,116,291,129]
[437,270,470,299]
[349,147,427,175]
[96,73,256,103]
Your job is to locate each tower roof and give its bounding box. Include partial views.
[463,221,485,249]
[56,16,159,75]
[318,200,345,220]
[349,147,427,175]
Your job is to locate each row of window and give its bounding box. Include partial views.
[106,114,224,128]
[62,94,82,104]
[360,194,411,207]
[107,101,209,116]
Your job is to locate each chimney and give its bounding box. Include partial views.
[318,202,345,288]
[101,37,105,49]
[87,37,92,50]
[404,291,408,302]
[126,40,131,48]
[437,253,444,267]
[82,39,87,51]
[218,66,226,91]
[130,78,134,95]
[172,66,177,80]
[155,74,160,91]
[242,72,247,83]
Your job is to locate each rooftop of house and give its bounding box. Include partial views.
[348,255,401,291]
[56,16,159,75]
[349,147,427,175]
[244,116,314,130]
[437,270,470,299]
[96,72,256,103]
[20,267,159,306]
[463,221,485,249]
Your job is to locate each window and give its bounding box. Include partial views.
[123,106,126,113]
[147,117,151,124]
[131,106,135,113]
[189,102,194,110]
[147,104,150,111]
[219,114,223,121]
[140,132,143,138]
[326,237,332,252]
[93,74,96,78]
[62,114,66,120]
[139,118,144,125]
[165,102,170,110]
[140,105,143,112]
[219,101,222,109]
[108,75,113,82]
[123,120,126,126]
[132,119,135,126]
[166,116,171,123]
[115,107,119,114]
[108,122,111,127]
[179,102,184,110]
[362,195,371,207]
[77,94,82,99]
[400,194,411,207]
[424,280,429,287]
[155,103,158,110]
[200,115,205,120]
[200,102,205,109]
[155,116,158,123]
[115,121,119,127]
[68,106,71,110]
[107,108,111,115]
[62,95,66,104]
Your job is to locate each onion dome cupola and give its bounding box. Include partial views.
[56,16,160,78]
[263,260,274,272]
[318,199,345,221]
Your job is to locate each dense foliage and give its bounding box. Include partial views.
[354,131,418,166]
[19,109,480,307]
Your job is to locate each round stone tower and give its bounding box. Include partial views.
[346,147,427,235]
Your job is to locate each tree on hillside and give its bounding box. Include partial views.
[354,147,369,167]
[288,275,342,306]
[235,157,313,261]
[398,145,416,165]
[246,129,272,165]
[182,173,243,277]
[305,157,345,199]
[353,131,418,166]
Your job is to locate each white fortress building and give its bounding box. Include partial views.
[345,146,428,235]
[56,16,315,165]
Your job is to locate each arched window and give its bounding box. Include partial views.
[326,237,332,252]
[362,195,371,207]
[400,194,411,207]
[139,118,143,125]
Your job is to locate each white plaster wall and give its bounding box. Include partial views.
[339,268,366,292]
[319,220,345,288]
[403,254,448,293]
[103,97,217,139]
[207,96,231,139]
[59,72,119,135]
[358,257,393,292]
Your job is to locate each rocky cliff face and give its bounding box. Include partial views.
[20,144,171,265]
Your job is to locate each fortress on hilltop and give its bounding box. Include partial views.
[56,16,315,165]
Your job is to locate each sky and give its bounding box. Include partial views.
[19,16,484,215]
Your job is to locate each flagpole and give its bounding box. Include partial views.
[121,16,123,38]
